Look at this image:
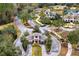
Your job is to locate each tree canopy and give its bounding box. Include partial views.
[0,25,21,56]
[67,30,79,44]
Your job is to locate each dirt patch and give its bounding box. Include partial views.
[59,43,68,56]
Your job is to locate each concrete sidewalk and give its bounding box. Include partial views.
[66,43,72,56]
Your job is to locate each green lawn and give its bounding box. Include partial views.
[32,43,42,56]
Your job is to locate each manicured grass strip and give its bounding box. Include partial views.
[32,43,42,56]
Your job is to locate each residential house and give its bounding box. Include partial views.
[52,5,67,15]
[44,9,56,18]
[63,12,79,22]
